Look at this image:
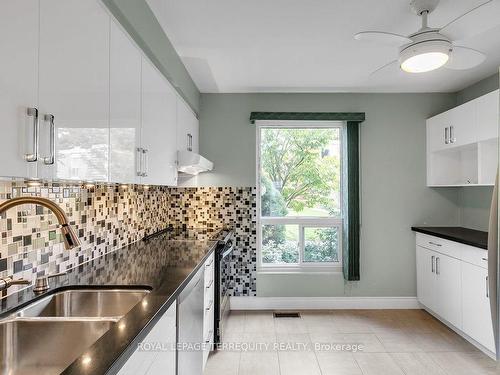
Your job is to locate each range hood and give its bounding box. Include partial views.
[177,150,213,175]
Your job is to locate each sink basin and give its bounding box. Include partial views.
[0,318,114,375]
[11,288,150,318]
[0,288,150,374]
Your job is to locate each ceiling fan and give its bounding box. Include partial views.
[354,0,500,74]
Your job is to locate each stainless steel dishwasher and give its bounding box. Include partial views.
[177,266,205,375]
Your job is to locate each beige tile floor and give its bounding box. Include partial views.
[204,309,500,375]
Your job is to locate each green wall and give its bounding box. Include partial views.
[102,0,200,113]
[198,93,460,297]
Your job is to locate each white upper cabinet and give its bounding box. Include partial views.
[0,0,186,186]
[476,90,499,142]
[177,99,199,154]
[0,0,39,179]
[141,58,178,186]
[109,20,142,184]
[427,110,451,152]
[427,90,499,187]
[38,0,110,182]
[449,100,476,148]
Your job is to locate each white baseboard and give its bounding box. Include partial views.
[230,296,420,310]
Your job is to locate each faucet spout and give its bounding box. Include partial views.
[0,197,80,250]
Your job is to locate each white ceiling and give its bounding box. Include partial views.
[147,0,500,93]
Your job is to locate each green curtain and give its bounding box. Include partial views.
[342,121,361,281]
[250,112,365,123]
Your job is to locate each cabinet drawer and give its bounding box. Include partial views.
[416,233,461,259]
[461,244,488,269]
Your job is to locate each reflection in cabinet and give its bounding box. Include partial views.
[109,20,142,184]
[0,0,39,179]
[117,303,176,375]
[0,0,189,187]
[38,0,110,181]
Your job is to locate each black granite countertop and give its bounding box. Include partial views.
[411,226,488,250]
[0,228,220,375]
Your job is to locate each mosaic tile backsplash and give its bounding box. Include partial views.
[0,181,257,297]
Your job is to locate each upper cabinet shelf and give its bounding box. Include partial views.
[427,90,499,187]
[0,0,200,187]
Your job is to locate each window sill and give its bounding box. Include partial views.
[258,265,343,274]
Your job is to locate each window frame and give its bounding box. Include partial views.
[255,120,344,273]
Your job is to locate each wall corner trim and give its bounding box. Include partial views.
[230,296,420,310]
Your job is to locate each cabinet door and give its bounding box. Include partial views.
[450,100,476,147]
[0,0,39,178]
[117,303,176,375]
[427,111,450,152]
[435,253,462,328]
[177,99,199,153]
[462,262,495,352]
[38,0,110,182]
[476,90,499,142]
[141,58,178,186]
[109,20,142,184]
[416,246,436,311]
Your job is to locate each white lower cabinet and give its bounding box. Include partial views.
[462,262,495,352]
[434,253,462,328]
[118,303,176,375]
[416,245,461,328]
[203,253,215,369]
[416,233,494,355]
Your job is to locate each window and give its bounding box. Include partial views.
[257,121,343,272]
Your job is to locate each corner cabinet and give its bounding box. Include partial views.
[426,90,498,187]
[415,233,495,355]
[0,0,193,187]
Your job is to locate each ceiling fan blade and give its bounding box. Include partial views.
[445,46,486,70]
[370,60,399,76]
[440,0,500,41]
[354,31,412,46]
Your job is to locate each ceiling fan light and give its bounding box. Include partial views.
[399,40,451,73]
[401,52,449,73]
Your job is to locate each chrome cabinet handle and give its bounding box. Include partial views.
[431,255,435,273]
[436,257,440,275]
[42,114,55,165]
[142,149,148,177]
[205,258,213,267]
[205,300,213,311]
[136,147,143,176]
[205,330,213,343]
[444,127,449,144]
[486,276,489,298]
[450,125,455,143]
[428,241,442,247]
[187,133,193,151]
[25,107,39,162]
[206,279,213,289]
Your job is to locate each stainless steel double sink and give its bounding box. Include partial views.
[0,288,150,375]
